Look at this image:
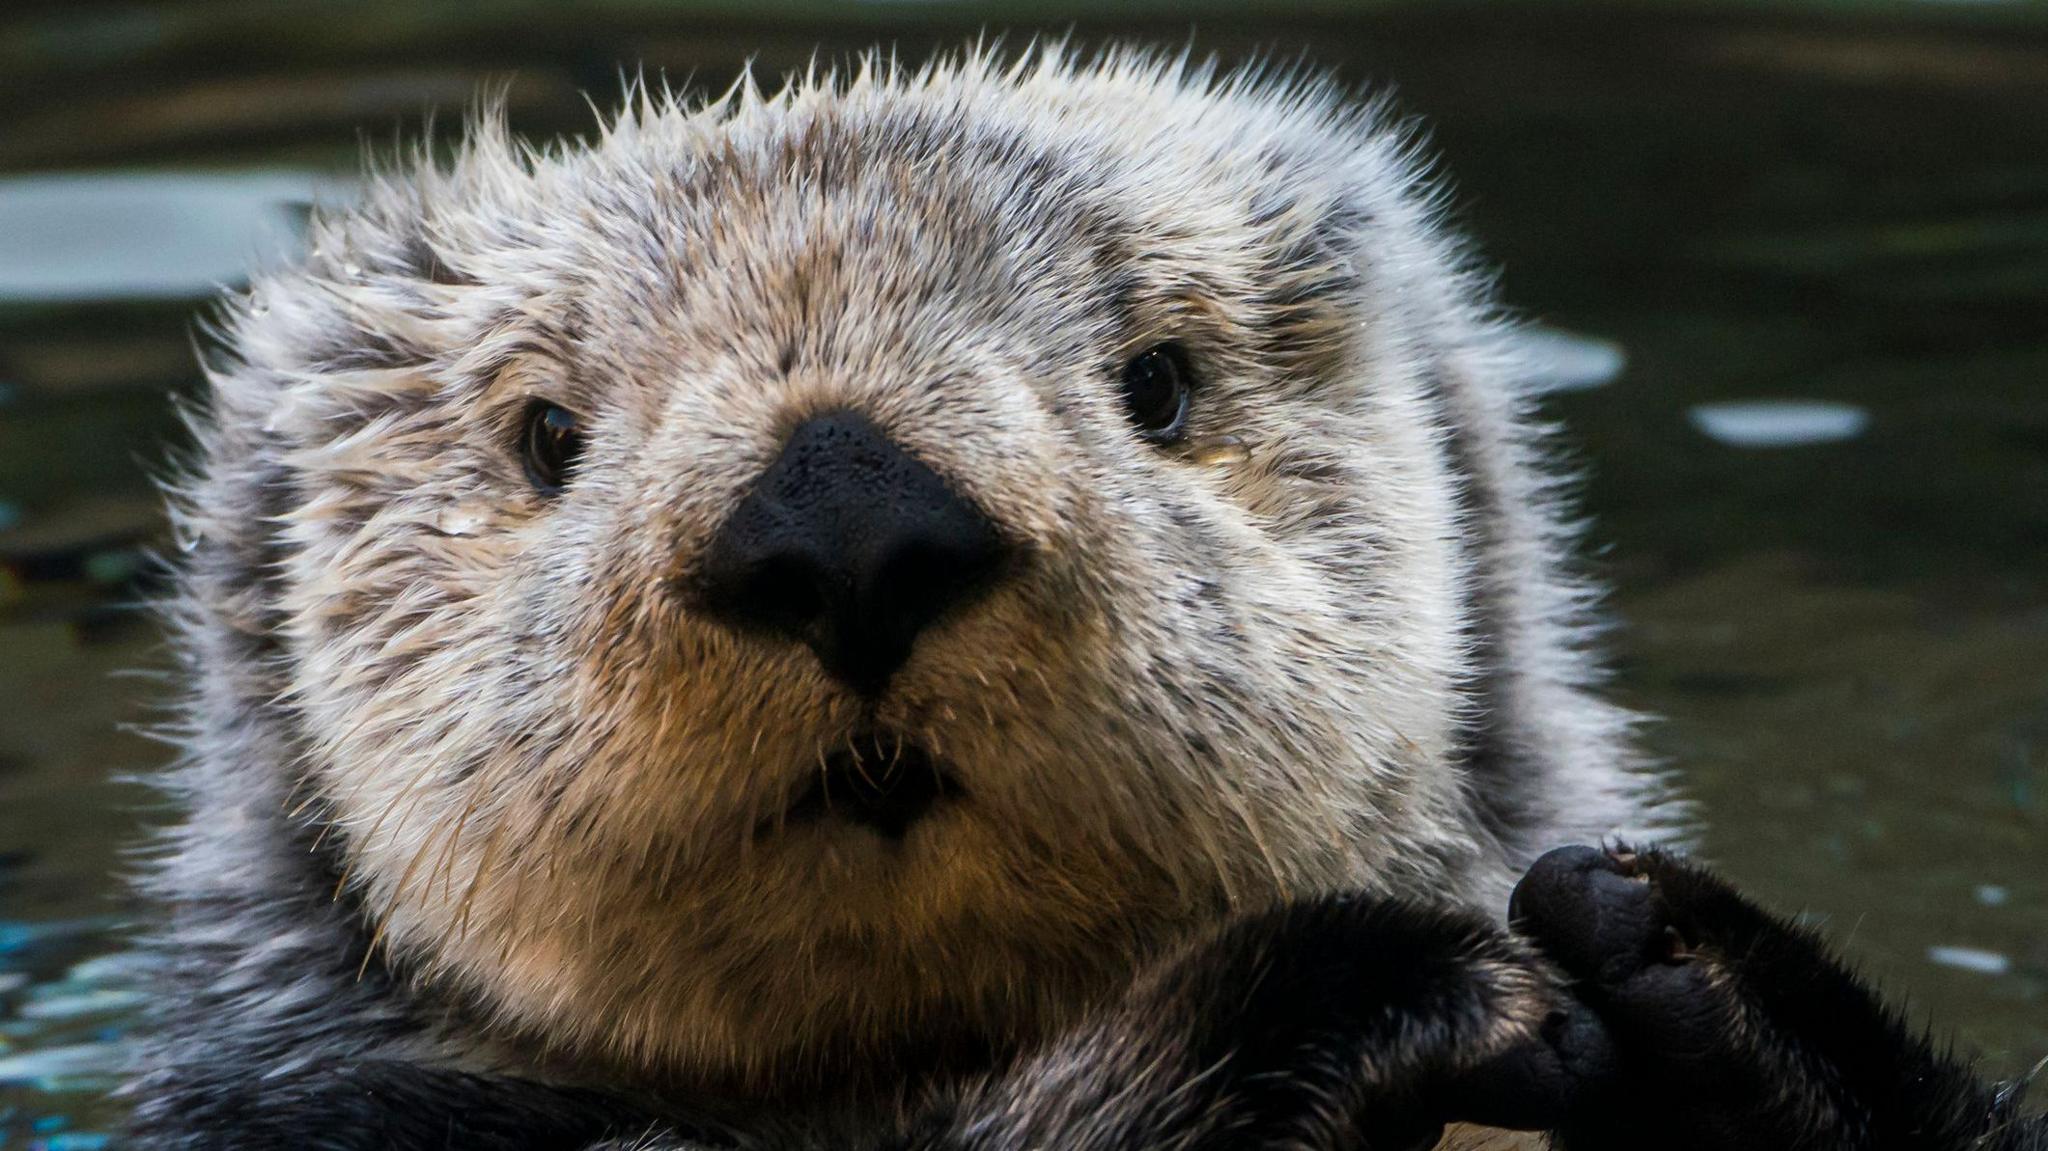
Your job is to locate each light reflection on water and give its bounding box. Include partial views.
[0,173,327,303]
[2,5,2046,1145]
[1930,945,2016,976]
[1511,325,1629,395]
[1689,399,1872,448]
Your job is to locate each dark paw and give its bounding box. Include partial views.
[1508,846,2042,1151]
[1191,895,1623,1143]
[1509,846,1734,1065]
[1432,997,1616,1132]
[1509,846,1663,981]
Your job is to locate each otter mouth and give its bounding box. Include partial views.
[782,732,963,840]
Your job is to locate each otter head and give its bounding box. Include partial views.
[188,51,1562,1086]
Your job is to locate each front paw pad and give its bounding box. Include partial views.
[1509,846,1739,1069]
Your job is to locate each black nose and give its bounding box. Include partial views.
[696,410,1009,696]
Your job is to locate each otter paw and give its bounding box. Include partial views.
[1505,845,2046,1151]
[1427,996,1615,1133]
[1209,895,1613,1143]
[1507,845,1739,1067]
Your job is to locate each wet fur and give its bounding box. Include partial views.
[126,45,1692,1147]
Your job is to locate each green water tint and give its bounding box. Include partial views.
[3,2,2045,1141]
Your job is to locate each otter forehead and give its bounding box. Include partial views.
[527,116,1117,374]
[268,62,1385,398]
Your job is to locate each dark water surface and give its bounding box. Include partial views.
[3,2,2046,1143]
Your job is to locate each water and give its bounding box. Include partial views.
[3,3,2045,1142]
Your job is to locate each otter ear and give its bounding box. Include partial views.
[1248,186,1370,381]
[227,205,494,445]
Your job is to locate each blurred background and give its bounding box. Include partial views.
[2,1,2045,1144]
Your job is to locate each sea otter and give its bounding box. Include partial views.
[125,47,2041,1150]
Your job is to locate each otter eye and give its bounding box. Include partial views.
[1120,343,1192,442]
[520,401,584,495]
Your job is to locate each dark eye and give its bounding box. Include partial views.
[520,401,584,495]
[1120,343,1193,442]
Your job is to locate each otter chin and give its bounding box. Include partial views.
[127,45,1669,1147]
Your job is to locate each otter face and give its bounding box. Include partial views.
[198,55,1514,1081]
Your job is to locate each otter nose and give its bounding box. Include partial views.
[696,410,1008,697]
